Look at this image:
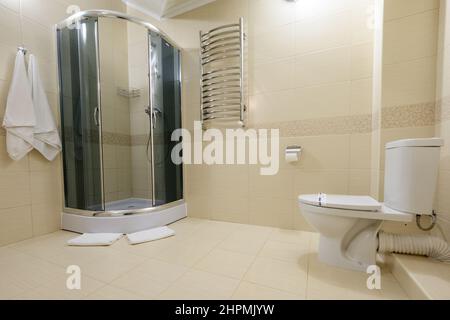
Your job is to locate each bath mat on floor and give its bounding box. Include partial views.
[67,233,123,246]
[126,227,175,245]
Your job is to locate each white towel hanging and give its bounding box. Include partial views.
[28,54,62,161]
[2,51,35,161]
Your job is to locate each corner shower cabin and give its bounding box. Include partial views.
[56,11,185,234]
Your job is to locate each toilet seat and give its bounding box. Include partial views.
[299,194,413,223]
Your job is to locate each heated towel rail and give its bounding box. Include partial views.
[200,18,246,128]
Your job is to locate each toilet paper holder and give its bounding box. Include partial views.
[285,145,302,162]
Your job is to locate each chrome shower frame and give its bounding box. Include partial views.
[55,10,186,222]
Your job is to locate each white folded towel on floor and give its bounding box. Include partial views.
[126,227,175,245]
[2,51,35,160]
[67,233,123,246]
[28,54,61,161]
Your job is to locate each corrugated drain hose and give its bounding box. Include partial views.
[378,231,450,263]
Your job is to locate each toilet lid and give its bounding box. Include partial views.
[299,194,382,212]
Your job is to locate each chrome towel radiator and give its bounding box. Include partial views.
[200,18,246,128]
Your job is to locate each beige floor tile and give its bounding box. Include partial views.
[0,250,36,298]
[194,248,255,279]
[232,282,304,300]
[81,251,147,283]
[307,254,409,300]
[154,239,216,267]
[244,257,308,296]
[189,220,240,243]
[268,229,315,245]
[158,270,240,300]
[110,271,172,299]
[133,259,189,283]
[168,217,207,236]
[218,227,272,256]
[259,240,310,263]
[1,254,66,290]
[111,236,179,258]
[85,285,145,300]
[15,274,105,300]
[7,231,78,260]
[0,218,413,300]
[158,284,218,300]
[46,245,119,268]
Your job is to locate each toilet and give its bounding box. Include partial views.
[298,138,444,271]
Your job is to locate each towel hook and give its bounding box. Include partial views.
[17,46,27,55]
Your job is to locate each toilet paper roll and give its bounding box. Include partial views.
[285,153,298,163]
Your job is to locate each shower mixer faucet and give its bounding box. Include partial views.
[145,106,162,128]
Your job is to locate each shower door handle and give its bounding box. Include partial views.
[152,107,162,129]
[94,107,100,127]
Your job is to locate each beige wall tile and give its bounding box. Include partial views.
[249,0,296,36]
[349,169,371,195]
[30,170,62,206]
[0,5,21,47]
[351,1,375,44]
[436,170,450,218]
[0,0,20,12]
[21,0,69,28]
[294,0,353,22]
[384,9,439,65]
[351,42,374,79]
[293,170,349,197]
[0,206,33,246]
[210,195,249,225]
[384,0,439,21]
[350,133,372,169]
[294,47,351,88]
[382,56,437,107]
[294,10,352,55]
[31,203,61,236]
[350,78,373,115]
[249,23,295,66]
[22,18,56,65]
[249,167,294,199]
[0,79,7,119]
[249,196,294,229]
[0,171,31,209]
[0,43,16,82]
[250,58,295,95]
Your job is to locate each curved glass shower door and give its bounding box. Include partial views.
[57,18,104,212]
[149,32,183,206]
[58,13,184,216]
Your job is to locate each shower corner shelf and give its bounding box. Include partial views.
[117,87,141,98]
[200,17,247,130]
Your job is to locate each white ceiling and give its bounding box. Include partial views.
[122,0,216,19]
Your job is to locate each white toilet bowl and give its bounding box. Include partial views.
[298,138,444,271]
[299,194,413,271]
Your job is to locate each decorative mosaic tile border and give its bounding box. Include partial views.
[0,102,438,140]
[436,97,450,123]
[102,132,131,146]
[381,102,436,129]
[252,102,436,137]
[253,114,372,137]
